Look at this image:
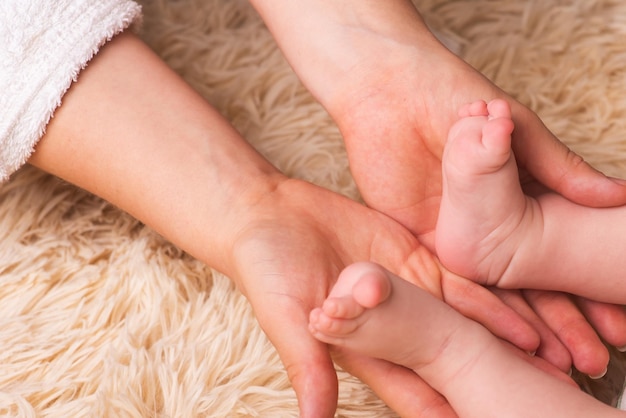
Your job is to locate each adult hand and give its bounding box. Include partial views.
[333,49,626,376]
[329,38,626,377]
[250,0,626,377]
[29,32,539,417]
[227,177,541,417]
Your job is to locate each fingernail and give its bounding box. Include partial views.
[617,345,626,353]
[567,368,573,377]
[526,350,536,357]
[589,368,607,380]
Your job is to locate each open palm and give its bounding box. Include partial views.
[228,178,540,417]
[332,47,626,377]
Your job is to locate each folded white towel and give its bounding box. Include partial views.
[0,0,142,181]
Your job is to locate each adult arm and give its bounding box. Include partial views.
[26,32,542,417]
[249,0,626,376]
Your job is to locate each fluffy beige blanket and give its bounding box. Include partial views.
[1,0,624,416]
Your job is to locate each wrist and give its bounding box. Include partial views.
[192,166,289,278]
[29,32,288,280]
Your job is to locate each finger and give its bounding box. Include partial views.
[501,341,578,388]
[524,290,610,379]
[511,107,626,207]
[575,298,626,350]
[281,334,338,418]
[332,348,458,418]
[491,288,573,372]
[287,350,338,418]
[441,272,540,353]
[257,304,339,418]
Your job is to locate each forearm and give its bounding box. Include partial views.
[28,32,284,278]
[248,0,441,114]
[0,0,141,181]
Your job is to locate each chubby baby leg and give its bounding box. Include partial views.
[308,262,489,382]
[310,262,625,418]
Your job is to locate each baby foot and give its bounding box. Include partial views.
[436,99,531,285]
[309,262,485,379]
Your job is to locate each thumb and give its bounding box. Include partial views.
[284,343,338,418]
[511,106,626,207]
[260,309,338,418]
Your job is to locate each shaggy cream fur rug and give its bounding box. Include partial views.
[1,0,625,416]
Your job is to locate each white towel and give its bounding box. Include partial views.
[0,0,142,181]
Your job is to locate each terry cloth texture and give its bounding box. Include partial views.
[0,0,142,181]
[0,0,625,416]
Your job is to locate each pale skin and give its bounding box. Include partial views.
[22,2,626,416]
[309,262,625,418]
[436,99,626,305]
[250,0,626,377]
[27,32,543,418]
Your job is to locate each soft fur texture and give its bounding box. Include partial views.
[1,0,625,416]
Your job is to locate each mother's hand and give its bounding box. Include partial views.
[29,31,540,417]
[228,178,542,417]
[249,0,626,380]
[329,35,626,378]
